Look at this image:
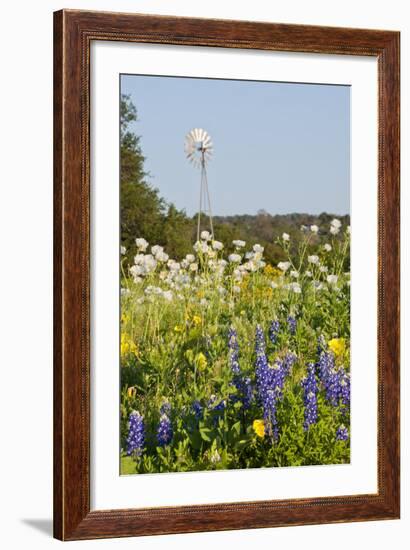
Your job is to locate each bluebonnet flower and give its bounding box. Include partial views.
[316,347,351,412]
[192,400,203,420]
[208,396,226,426]
[255,326,292,441]
[338,368,351,409]
[301,363,318,430]
[264,388,279,441]
[317,351,335,389]
[157,413,173,446]
[269,320,280,345]
[255,326,269,407]
[227,327,254,409]
[241,376,253,409]
[228,327,240,375]
[207,394,226,417]
[324,368,341,406]
[160,401,171,416]
[212,400,226,413]
[287,316,297,335]
[336,424,349,441]
[126,410,145,458]
[283,352,297,377]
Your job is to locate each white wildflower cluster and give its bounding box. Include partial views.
[127,236,270,306]
[308,255,319,265]
[327,274,338,285]
[241,244,266,272]
[126,221,350,311]
[285,282,301,294]
[330,218,342,235]
[228,253,242,263]
[272,219,351,296]
[135,238,149,252]
[277,261,290,272]
[144,285,173,302]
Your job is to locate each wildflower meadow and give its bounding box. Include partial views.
[120,220,351,474]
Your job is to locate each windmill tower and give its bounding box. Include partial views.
[184,128,214,241]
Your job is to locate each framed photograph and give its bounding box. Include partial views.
[54,9,400,540]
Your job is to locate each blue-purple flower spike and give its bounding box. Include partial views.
[228,327,240,375]
[255,325,292,441]
[316,345,351,414]
[126,410,145,458]
[160,401,171,416]
[241,376,253,409]
[336,425,349,441]
[301,363,318,430]
[287,316,297,335]
[157,413,173,446]
[192,400,203,420]
[228,327,254,409]
[269,320,280,345]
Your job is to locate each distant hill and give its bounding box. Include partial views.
[210,210,350,265]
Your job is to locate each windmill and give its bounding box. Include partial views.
[184,128,214,242]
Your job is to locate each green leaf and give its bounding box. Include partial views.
[231,421,241,437]
[200,428,212,442]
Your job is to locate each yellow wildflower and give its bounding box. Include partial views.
[195,352,207,372]
[192,315,202,326]
[264,287,273,298]
[121,333,139,358]
[253,419,265,438]
[264,265,282,279]
[328,338,346,358]
[174,324,184,333]
[127,386,137,398]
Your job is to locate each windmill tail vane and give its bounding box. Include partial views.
[184,128,214,242]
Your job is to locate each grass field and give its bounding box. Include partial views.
[120,219,350,474]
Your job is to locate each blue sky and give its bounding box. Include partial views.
[121,74,350,217]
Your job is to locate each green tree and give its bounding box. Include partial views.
[120,94,167,264]
[162,205,194,259]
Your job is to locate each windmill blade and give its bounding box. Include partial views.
[198,128,206,142]
[185,128,213,168]
[185,143,195,155]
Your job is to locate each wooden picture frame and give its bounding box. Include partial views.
[54,9,400,541]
